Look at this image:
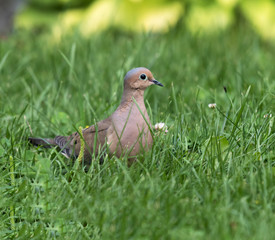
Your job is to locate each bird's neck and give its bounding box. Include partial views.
[120,88,145,107]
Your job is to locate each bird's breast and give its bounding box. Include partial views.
[107,107,153,157]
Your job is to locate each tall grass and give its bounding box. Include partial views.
[0,24,274,239]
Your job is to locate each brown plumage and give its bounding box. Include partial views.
[29,67,163,164]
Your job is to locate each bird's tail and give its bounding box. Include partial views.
[28,137,56,148]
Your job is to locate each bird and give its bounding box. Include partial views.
[29,67,163,165]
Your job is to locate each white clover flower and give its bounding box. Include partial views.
[264,114,272,118]
[155,122,164,130]
[208,103,217,109]
[154,122,168,132]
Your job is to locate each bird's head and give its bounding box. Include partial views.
[124,67,163,90]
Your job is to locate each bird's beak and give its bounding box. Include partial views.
[152,79,163,87]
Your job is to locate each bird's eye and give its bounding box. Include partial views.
[139,73,147,81]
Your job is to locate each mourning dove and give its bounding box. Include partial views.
[29,67,163,165]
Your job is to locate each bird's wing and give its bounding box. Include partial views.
[54,118,112,160]
[54,135,73,158]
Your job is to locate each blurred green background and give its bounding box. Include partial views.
[13,0,275,40]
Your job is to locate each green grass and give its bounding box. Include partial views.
[0,24,275,239]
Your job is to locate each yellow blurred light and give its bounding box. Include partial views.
[217,0,239,8]
[187,4,233,33]
[80,0,115,35]
[139,2,183,32]
[54,0,183,36]
[52,9,84,41]
[241,0,275,40]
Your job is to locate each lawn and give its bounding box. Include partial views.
[0,24,275,239]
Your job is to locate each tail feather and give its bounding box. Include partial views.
[28,137,56,148]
